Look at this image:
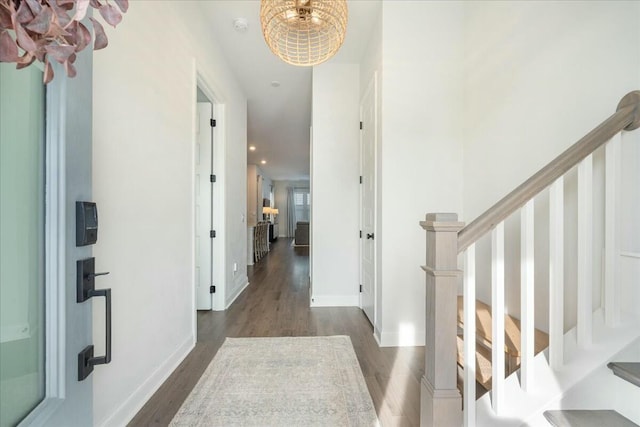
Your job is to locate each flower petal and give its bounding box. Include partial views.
[99,3,122,27]
[114,0,129,13]
[49,0,71,27]
[13,20,38,52]
[64,59,76,77]
[73,0,91,22]
[90,17,108,50]
[16,0,35,24]
[43,59,54,84]
[24,0,43,16]
[25,6,53,35]
[56,0,76,11]
[71,21,91,52]
[0,30,19,62]
[0,4,13,30]
[45,43,75,63]
[16,52,36,69]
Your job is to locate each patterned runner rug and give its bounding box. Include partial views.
[170,336,378,427]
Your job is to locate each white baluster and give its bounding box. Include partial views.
[521,200,535,390]
[605,133,621,327]
[577,154,593,347]
[464,244,476,427]
[549,178,564,369]
[492,222,505,413]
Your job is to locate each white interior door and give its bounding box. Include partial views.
[1,52,94,425]
[196,102,213,310]
[360,75,377,325]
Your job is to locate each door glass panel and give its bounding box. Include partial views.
[0,63,46,427]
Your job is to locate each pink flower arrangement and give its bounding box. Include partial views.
[0,0,128,83]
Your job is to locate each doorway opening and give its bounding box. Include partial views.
[359,73,378,327]
[193,75,226,330]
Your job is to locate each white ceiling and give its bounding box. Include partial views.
[199,1,381,181]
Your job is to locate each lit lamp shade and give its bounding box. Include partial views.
[262,207,273,215]
[260,0,348,67]
[272,208,279,215]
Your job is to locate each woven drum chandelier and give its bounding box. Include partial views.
[260,0,348,67]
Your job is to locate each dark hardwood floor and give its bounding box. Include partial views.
[129,238,424,426]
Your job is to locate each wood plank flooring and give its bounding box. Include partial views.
[129,238,423,427]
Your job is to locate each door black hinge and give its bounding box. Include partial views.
[359,176,362,184]
[210,230,216,238]
[210,174,216,183]
[359,284,362,292]
[359,230,362,238]
[210,285,216,293]
[210,119,217,127]
[359,121,363,130]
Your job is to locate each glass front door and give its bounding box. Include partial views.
[0,64,46,426]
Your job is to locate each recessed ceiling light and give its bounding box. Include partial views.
[261,160,267,164]
[270,81,280,88]
[249,145,256,151]
[233,18,248,32]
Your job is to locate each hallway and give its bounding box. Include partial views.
[129,238,423,426]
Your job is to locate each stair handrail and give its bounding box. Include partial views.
[458,91,640,253]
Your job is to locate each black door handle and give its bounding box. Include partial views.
[77,258,112,380]
[367,233,374,240]
[78,288,111,380]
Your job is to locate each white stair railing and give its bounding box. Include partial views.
[420,90,640,427]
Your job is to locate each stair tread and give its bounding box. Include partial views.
[457,296,549,357]
[543,410,639,427]
[456,335,492,390]
[608,362,640,388]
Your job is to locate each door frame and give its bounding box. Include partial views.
[16,65,66,427]
[192,63,227,330]
[358,73,378,327]
[16,54,94,425]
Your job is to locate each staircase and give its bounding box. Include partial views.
[456,296,549,390]
[419,91,640,427]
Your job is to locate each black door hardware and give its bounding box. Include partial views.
[77,257,112,381]
[367,233,374,240]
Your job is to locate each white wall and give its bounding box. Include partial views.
[377,1,465,346]
[311,64,360,307]
[91,1,247,425]
[462,1,640,331]
[273,180,310,237]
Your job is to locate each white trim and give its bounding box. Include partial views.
[191,60,228,326]
[605,134,621,327]
[310,295,360,307]
[95,337,194,427]
[20,68,68,426]
[225,280,250,310]
[373,326,382,347]
[197,77,227,313]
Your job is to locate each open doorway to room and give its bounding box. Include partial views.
[246,166,311,265]
[193,81,224,320]
[195,88,214,311]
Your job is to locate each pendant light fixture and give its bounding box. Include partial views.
[260,0,348,67]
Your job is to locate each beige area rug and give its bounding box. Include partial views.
[170,336,379,427]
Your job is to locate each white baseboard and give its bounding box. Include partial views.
[373,326,383,347]
[310,294,359,307]
[96,336,194,427]
[378,329,425,347]
[226,279,249,309]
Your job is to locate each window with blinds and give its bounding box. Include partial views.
[294,190,310,222]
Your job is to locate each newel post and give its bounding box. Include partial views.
[420,213,464,427]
